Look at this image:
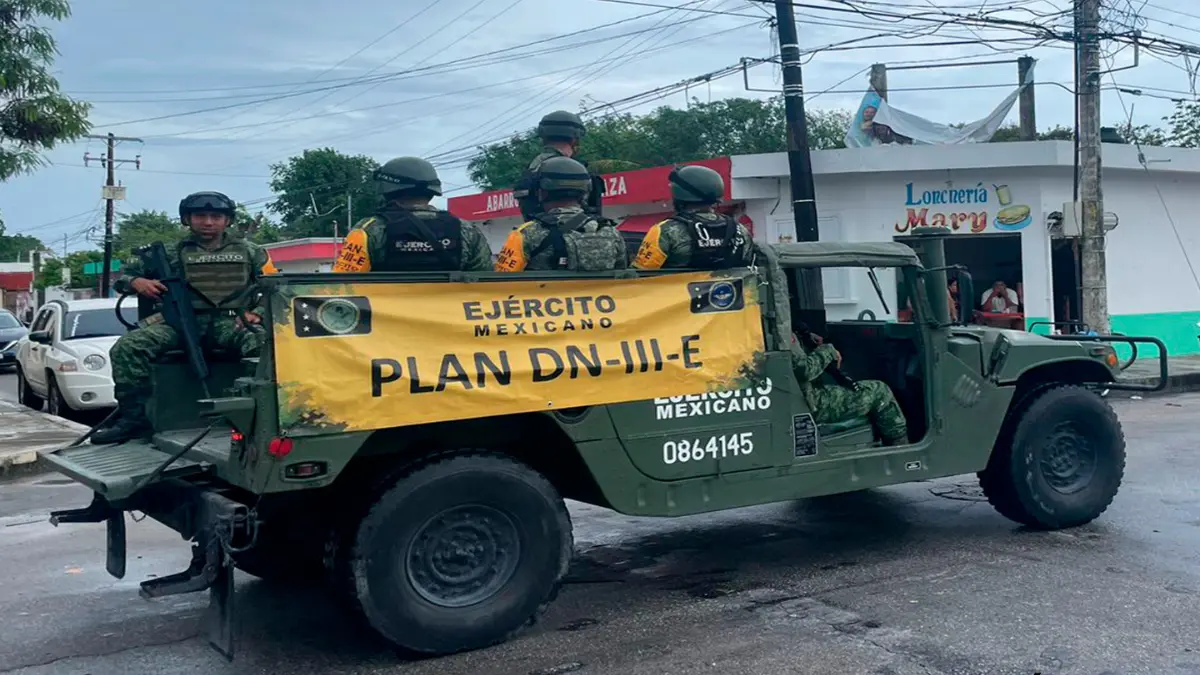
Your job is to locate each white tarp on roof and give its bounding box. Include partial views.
[843,63,1034,147]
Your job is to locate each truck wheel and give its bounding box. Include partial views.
[979,385,1125,529]
[350,453,572,656]
[16,367,43,411]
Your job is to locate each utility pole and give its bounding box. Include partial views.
[773,0,824,313]
[1075,0,1109,333]
[1018,56,1037,140]
[84,132,142,298]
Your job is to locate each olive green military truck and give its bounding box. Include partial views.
[40,228,1165,660]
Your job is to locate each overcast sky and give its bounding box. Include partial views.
[1,0,1197,255]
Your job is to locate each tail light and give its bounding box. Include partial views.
[268,437,294,458]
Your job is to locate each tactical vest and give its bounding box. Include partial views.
[513,150,561,221]
[673,212,741,269]
[179,242,253,311]
[378,207,463,271]
[529,211,621,272]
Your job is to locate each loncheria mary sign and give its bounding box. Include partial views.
[894,182,1033,234]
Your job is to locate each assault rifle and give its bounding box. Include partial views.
[135,241,211,398]
[793,320,857,390]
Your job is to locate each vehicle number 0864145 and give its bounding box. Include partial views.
[663,432,754,464]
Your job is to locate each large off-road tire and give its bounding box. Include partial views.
[348,452,573,656]
[979,384,1125,529]
[16,366,43,411]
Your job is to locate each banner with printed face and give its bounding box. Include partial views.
[271,271,766,435]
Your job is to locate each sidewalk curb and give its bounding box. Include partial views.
[0,406,90,482]
[1108,371,1200,399]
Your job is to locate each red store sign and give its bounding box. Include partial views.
[447,156,732,221]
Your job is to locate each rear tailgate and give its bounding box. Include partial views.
[41,427,230,501]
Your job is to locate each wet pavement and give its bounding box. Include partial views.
[1,393,1199,674]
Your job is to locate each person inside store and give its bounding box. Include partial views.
[980,279,1020,314]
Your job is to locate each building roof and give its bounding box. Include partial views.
[731,140,1200,181]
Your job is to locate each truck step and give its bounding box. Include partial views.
[41,438,207,502]
[154,427,233,466]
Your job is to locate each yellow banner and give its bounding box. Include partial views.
[272,271,765,434]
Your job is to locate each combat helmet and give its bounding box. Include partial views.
[537,110,586,142]
[669,164,725,204]
[373,156,442,197]
[537,156,592,200]
[179,191,236,222]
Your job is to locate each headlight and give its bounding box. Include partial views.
[83,354,107,371]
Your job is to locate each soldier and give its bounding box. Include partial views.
[631,164,755,270]
[93,191,279,445]
[512,110,602,221]
[332,156,492,273]
[494,156,627,272]
[790,331,909,446]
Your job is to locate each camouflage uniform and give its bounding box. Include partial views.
[333,204,492,273]
[631,212,756,270]
[789,334,908,445]
[109,231,276,425]
[494,206,628,272]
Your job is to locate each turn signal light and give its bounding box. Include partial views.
[268,437,294,458]
[1106,352,1119,367]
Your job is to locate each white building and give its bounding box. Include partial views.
[732,140,1200,356]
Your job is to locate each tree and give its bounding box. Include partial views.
[62,249,102,287]
[267,148,383,238]
[1,0,91,182]
[112,209,184,260]
[0,223,45,261]
[34,250,101,289]
[33,256,62,289]
[1161,100,1200,147]
[467,98,850,190]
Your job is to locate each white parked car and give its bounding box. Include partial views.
[15,298,138,417]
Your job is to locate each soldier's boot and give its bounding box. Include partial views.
[91,406,151,446]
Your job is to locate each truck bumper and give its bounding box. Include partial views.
[48,479,253,661]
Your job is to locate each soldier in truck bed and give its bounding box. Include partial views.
[92,191,279,445]
[631,164,756,270]
[333,156,492,273]
[512,110,604,220]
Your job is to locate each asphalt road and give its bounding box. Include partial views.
[2,393,1199,675]
[1,371,17,403]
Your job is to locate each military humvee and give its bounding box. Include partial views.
[41,228,1165,660]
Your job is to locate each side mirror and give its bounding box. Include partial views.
[29,330,52,345]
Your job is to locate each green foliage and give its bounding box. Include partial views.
[0,222,45,261]
[34,250,102,289]
[113,209,185,260]
[267,148,383,238]
[33,256,61,288]
[0,0,92,181]
[467,98,851,191]
[1163,101,1200,147]
[61,249,101,287]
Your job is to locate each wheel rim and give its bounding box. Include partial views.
[405,504,521,609]
[1039,420,1097,494]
